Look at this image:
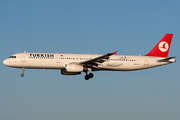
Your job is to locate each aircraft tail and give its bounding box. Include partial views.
[145,34,173,58]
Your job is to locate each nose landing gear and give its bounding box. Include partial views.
[21,68,25,77]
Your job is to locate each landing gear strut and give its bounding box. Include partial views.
[21,68,25,77]
[84,69,94,80]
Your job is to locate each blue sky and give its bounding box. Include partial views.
[0,0,180,120]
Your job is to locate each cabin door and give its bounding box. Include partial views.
[144,57,149,66]
[21,53,26,62]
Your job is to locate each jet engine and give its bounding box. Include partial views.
[61,63,83,75]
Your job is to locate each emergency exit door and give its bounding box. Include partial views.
[56,54,60,63]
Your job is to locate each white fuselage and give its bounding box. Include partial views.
[3,52,175,71]
[3,34,175,80]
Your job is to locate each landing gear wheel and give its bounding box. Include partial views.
[21,74,24,77]
[88,73,94,78]
[85,75,89,80]
[21,68,25,77]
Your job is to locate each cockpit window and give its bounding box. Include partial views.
[9,56,16,58]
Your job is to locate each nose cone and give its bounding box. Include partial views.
[3,59,8,66]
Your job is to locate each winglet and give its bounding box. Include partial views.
[113,51,117,55]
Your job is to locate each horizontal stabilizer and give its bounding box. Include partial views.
[157,57,176,62]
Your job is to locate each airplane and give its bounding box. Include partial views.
[3,34,176,80]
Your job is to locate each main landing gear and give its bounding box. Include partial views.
[84,70,94,80]
[21,68,25,77]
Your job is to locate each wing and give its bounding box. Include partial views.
[80,51,117,66]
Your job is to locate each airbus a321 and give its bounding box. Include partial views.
[3,34,176,80]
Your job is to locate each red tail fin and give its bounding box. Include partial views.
[145,34,173,58]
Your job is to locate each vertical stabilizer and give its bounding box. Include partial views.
[145,34,173,58]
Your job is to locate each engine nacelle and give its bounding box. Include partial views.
[65,63,84,72]
[61,69,81,75]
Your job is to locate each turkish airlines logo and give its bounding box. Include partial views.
[158,41,169,52]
